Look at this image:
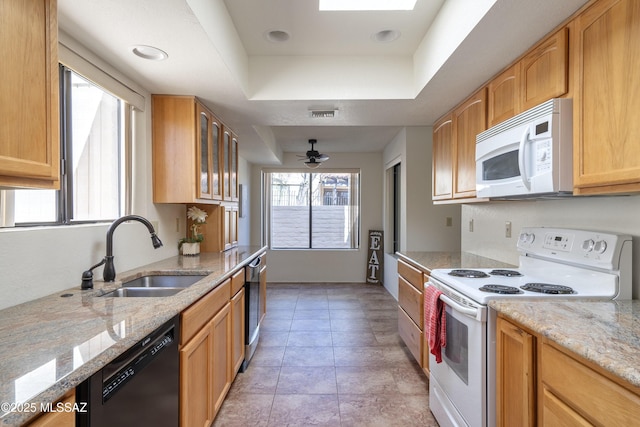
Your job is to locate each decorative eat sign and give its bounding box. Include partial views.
[366,230,383,284]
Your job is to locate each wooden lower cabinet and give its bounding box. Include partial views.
[497,315,640,427]
[398,306,423,365]
[26,392,75,427]
[496,316,535,427]
[540,342,640,426]
[179,278,233,426]
[397,259,427,372]
[210,304,232,415]
[180,320,215,427]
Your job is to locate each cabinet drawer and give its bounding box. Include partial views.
[398,306,423,367]
[541,342,640,426]
[398,276,423,328]
[181,279,230,345]
[398,259,424,291]
[231,268,245,296]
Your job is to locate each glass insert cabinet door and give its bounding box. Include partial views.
[197,107,211,199]
[211,120,221,199]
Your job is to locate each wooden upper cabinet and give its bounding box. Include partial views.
[453,88,486,199]
[432,115,453,200]
[573,0,640,195]
[521,27,569,111]
[488,63,521,127]
[0,0,60,189]
[152,95,228,203]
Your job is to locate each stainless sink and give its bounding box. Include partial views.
[122,274,207,288]
[100,274,208,297]
[102,287,185,298]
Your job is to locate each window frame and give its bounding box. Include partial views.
[9,64,133,227]
[264,169,361,250]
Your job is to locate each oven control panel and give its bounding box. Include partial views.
[517,227,631,270]
[542,233,572,251]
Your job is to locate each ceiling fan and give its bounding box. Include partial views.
[297,139,329,168]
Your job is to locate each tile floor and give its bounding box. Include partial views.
[213,283,439,427]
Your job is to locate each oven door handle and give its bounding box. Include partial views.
[439,294,481,320]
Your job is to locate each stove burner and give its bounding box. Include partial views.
[479,284,523,294]
[489,269,523,277]
[448,269,490,278]
[521,283,575,294]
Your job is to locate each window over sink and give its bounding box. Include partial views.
[4,65,133,226]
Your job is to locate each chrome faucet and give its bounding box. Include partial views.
[81,215,163,289]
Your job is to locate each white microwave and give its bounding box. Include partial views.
[476,98,573,198]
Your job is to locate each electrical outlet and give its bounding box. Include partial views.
[469,219,474,232]
[505,221,512,238]
[446,217,453,227]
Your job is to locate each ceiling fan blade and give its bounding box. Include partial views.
[316,154,329,161]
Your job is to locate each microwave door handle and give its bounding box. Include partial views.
[518,127,532,190]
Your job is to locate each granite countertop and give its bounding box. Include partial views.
[490,299,640,389]
[397,251,515,272]
[0,246,266,426]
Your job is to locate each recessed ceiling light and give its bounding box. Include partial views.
[319,0,417,11]
[265,30,291,43]
[372,30,401,43]
[131,45,168,61]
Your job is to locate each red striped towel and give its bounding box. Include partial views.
[424,284,446,363]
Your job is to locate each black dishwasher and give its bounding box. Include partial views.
[77,315,180,427]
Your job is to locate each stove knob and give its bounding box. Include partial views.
[582,239,595,252]
[594,240,607,254]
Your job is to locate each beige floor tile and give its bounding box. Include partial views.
[339,394,437,427]
[276,366,337,394]
[290,318,332,331]
[251,346,285,367]
[293,309,330,320]
[282,346,335,366]
[267,394,341,427]
[287,331,333,346]
[213,393,273,427]
[260,331,290,347]
[336,366,399,394]
[331,331,379,347]
[229,366,281,394]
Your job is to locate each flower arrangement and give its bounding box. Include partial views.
[179,206,208,249]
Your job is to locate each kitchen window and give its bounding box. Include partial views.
[264,171,360,249]
[8,65,132,225]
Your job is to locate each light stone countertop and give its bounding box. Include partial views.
[490,299,640,389]
[397,251,516,273]
[0,246,265,426]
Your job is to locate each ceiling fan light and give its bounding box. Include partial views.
[304,159,321,169]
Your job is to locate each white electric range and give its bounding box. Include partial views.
[426,227,632,427]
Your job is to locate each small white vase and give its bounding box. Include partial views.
[181,242,201,256]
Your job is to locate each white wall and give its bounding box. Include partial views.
[252,152,383,283]
[382,127,461,298]
[461,195,640,298]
